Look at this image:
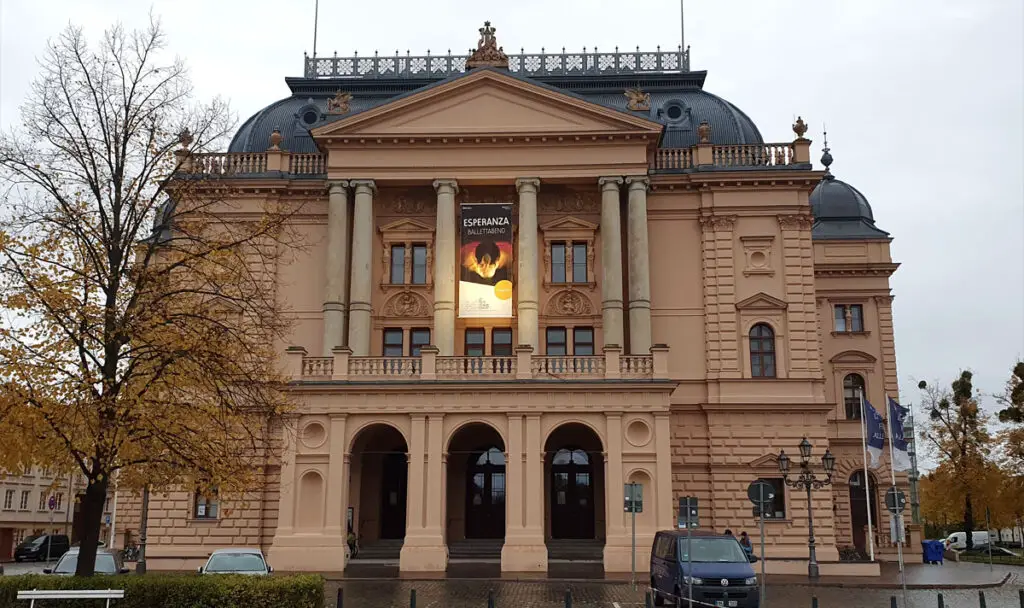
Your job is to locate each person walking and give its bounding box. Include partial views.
[739,531,753,556]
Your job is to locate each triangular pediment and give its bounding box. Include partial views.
[313,69,664,138]
[736,292,788,310]
[748,454,779,468]
[379,218,434,234]
[830,350,877,364]
[539,216,599,232]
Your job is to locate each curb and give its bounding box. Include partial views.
[771,572,1012,590]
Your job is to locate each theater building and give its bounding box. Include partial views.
[115,23,912,575]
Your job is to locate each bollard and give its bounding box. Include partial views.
[979,590,987,608]
[812,597,818,608]
[938,591,944,608]
[488,588,495,608]
[410,588,416,608]
[564,588,572,608]
[890,596,897,608]
[645,590,653,608]
[336,587,343,608]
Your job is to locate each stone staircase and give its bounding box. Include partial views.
[546,539,605,563]
[351,539,403,562]
[447,538,504,562]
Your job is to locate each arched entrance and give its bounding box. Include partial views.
[544,423,605,541]
[349,424,409,545]
[849,470,879,557]
[446,423,506,542]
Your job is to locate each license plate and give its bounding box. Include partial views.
[715,602,724,607]
[729,602,739,607]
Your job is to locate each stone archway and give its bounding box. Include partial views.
[446,423,506,556]
[544,423,605,542]
[349,424,409,549]
[849,470,879,557]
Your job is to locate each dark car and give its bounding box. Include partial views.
[44,548,128,576]
[650,529,759,608]
[13,534,70,562]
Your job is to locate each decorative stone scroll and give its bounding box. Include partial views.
[382,291,431,318]
[545,289,594,316]
[777,214,813,230]
[699,215,737,232]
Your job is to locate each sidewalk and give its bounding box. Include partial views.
[769,562,1017,589]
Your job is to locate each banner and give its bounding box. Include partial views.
[459,204,514,318]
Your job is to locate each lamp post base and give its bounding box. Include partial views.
[807,561,819,579]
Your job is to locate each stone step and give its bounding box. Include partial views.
[448,539,504,560]
[546,540,605,561]
[352,540,404,560]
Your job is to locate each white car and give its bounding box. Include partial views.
[198,548,272,576]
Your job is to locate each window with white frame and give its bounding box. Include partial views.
[3,490,13,510]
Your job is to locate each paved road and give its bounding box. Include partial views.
[326,579,1024,608]
[3,561,52,576]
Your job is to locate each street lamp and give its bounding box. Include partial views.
[778,437,836,579]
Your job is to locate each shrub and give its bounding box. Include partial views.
[0,573,324,608]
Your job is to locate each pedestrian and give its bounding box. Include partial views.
[724,529,734,537]
[739,531,753,555]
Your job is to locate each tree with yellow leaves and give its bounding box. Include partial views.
[0,20,297,575]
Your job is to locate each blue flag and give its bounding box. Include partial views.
[864,399,885,468]
[888,397,912,472]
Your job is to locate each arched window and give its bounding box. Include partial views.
[844,374,866,420]
[749,324,776,378]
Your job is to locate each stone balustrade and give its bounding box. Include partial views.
[286,345,668,382]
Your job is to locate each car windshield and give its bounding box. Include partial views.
[28,537,46,546]
[205,553,266,573]
[679,538,749,563]
[54,554,118,574]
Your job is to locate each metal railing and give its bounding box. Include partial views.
[304,46,690,79]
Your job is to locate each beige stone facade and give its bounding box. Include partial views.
[115,27,914,576]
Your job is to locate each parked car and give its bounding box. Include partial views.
[943,531,992,551]
[650,529,759,608]
[44,548,128,576]
[198,548,272,576]
[14,534,70,562]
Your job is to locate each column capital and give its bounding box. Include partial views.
[625,176,650,191]
[350,179,377,194]
[432,179,459,193]
[515,177,541,193]
[327,180,349,193]
[598,176,624,190]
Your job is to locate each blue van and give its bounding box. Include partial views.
[650,529,759,607]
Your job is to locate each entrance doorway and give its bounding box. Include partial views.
[849,470,879,557]
[544,423,605,542]
[349,424,409,544]
[446,423,506,544]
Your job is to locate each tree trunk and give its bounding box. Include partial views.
[964,492,975,551]
[74,476,110,576]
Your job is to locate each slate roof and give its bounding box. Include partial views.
[810,173,890,241]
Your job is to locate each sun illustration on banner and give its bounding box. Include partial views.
[494,280,513,300]
[460,240,512,284]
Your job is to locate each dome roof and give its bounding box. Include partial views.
[809,149,889,241]
[228,69,762,154]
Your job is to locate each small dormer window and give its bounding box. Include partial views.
[302,110,319,125]
[666,105,683,120]
[661,100,690,126]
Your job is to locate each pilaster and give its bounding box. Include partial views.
[598,177,624,348]
[701,214,739,380]
[323,181,350,356]
[399,414,447,571]
[433,180,458,355]
[626,176,652,354]
[501,414,546,572]
[516,178,541,351]
[348,180,377,356]
[778,214,819,378]
[875,295,900,398]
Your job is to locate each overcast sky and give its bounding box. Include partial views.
[2,0,1022,433]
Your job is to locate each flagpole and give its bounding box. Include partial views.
[859,388,875,561]
[886,394,908,607]
[312,0,320,58]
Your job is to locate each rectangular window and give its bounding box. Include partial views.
[194,488,219,519]
[758,478,786,519]
[410,328,430,357]
[55,493,63,511]
[390,244,406,284]
[465,328,485,357]
[850,304,864,332]
[492,328,513,357]
[383,329,404,357]
[546,327,567,356]
[573,327,595,356]
[38,492,47,511]
[3,490,13,510]
[551,242,566,283]
[572,242,588,283]
[411,245,427,284]
[833,305,846,332]
[19,490,29,510]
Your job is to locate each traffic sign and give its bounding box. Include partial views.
[624,482,643,513]
[47,496,56,511]
[885,486,907,514]
[747,480,775,507]
[678,496,699,529]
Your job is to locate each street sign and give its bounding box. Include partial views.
[885,486,907,514]
[624,482,643,513]
[747,480,775,507]
[47,496,56,511]
[105,514,112,525]
[678,496,699,529]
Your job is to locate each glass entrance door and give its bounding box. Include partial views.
[466,447,506,539]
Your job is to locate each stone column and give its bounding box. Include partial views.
[626,176,652,355]
[322,181,350,356]
[516,178,541,350]
[598,177,625,348]
[347,180,376,356]
[432,180,458,356]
